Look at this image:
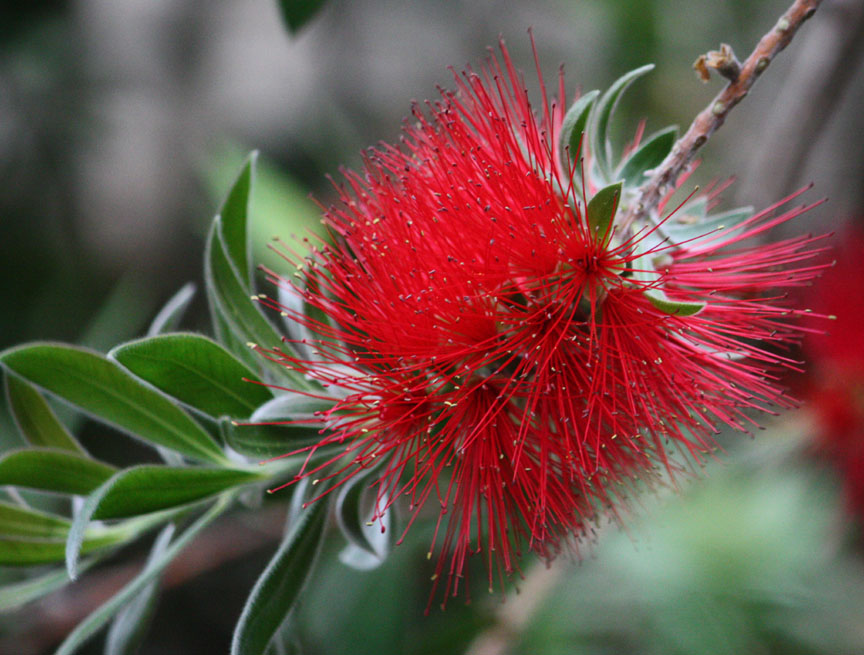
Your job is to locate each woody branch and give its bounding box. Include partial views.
[621,0,824,228]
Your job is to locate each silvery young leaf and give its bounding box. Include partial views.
[5,375,85,454]
[591,64,655,181]
[231,500,327,655]
[618,125,678,187]
[335,464,390,561]
[0,559,97,611]
[645,290,705,317]
[558,90,599,168]
[586,182,623,244]
[104,525,173,655]
[663,205,754,245]
[54,496,230,655]
[0,343,229,465]
[278,0,328,34]
[147,283,196,337]
[0,448,116,495]
[110,333,274,419]
[219,152,257,287]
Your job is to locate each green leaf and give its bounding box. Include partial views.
[110,333,274,419]
[0,501,70,538]
[223,422,328,460]
[65,466,263,578]
[278,0,328,33]
[104,525,172,655]
[618,125,677,186]
[558,90,599,168]
[231,501,327,655]
[54,496,231,655]
[148,283,196,337]
[645,291,705,317]
[591,64,655,179]
[0,531,120,566]
[0,343,229,465]
[219,152,256,287]
[5,375,85,453]
[225,394,335,459]
[205,220,312,390]
[0,449,116,495]
[586,182,623,243]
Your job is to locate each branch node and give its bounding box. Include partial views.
[697,43,742,83]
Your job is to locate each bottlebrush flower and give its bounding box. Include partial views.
[253,41,827,604]
[802,227,864,523]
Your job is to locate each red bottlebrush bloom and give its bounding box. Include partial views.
[254,41,827,603]
[803,227,864,523]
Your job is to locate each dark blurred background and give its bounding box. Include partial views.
[2,1,864,653]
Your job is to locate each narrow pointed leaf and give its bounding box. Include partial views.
[0,449,116,495]
[334,466,387,558]
[618,125,677,186]
[219,152,257,287]
[0,560,96,611]
[558,90,599,167]
[0,343,228,465]
[586,182,623,243]
[0,501,70,538]
[231,501,327,655]
[645,291,705,316]
[54,497,230,655]
[0,531,121,566]
[205,220,311,390]
[591,64,655,179]
[5,375,85,453]
[65,466,262,578]
[110,333,273,419]
[222,421,329,459]
[147,283,196,337]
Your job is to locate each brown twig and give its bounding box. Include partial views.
[620,0,824,229]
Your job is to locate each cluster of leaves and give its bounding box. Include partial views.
[0,155,382,655]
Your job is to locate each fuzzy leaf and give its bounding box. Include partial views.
[110,333,274,419]
[0,560,96,611]
[223,421,328,459]
[0,501,70,539]
[231,501,327,655]
[591,64,655,180]
[147,283,196,337]
[0,449,116,495]
[558,90,599,168]
[645,291,705,317]
[104,525,173,655]
[65,467,258,578]
[0,531,120,566]
[54,497,230,655]
[0,343,228,465]
[586,182,623,243]
[618,125,677,186]
[205,219,311,390]
[5,375,85,453]
[664,205,754,245]
[219,152,256,287]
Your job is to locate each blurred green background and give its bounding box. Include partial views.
[2,0,864,653]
